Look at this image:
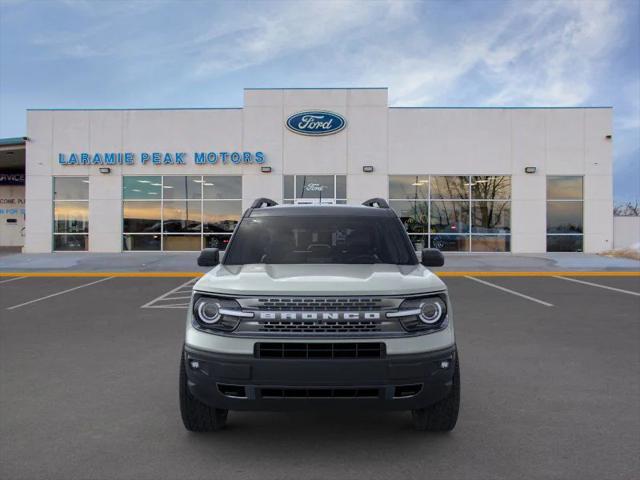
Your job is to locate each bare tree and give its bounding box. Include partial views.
[613,201,639,216]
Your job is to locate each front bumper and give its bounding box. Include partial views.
[183,344,457,411]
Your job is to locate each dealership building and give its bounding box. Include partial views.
[1,88,613,253]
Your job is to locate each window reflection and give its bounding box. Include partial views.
[204,234,232,250]
[163,235,201,251]
[203,176,242,199]
[54,235,87,251]
[123,234,160,251]
[162,176,202,199]
[389,176,429,199]
[546,176,583,252]
[123,176,161,199]
[123,201,161,232]
[547,235,583,252]
[203,201,241,233]
[471,176,511,199]
[390,201,429,233]
[336,175,347,199]
[430,201,469,233]
[121,175,242,251]
[295,175,336,199]
[547,201,583,233]
[54,202,89,233]
[430,176,469,199]
[408,235,428,251]
[54,177,89,200]
[162,201,202,233]
[388,175,512,252]
[547,176,583,200]
[471,235,510,252]
[472,201,510,233]
[430,234,469,252]
[283,176,294,199]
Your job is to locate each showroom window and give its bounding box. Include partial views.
[283,175,346,204]
[122,175,242,251]
[546,176,583,252]
[53,177,89,251]
[389,175,511,252]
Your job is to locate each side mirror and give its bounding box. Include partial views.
[421,248,444,267]
[197,248,220,267]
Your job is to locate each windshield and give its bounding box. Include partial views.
[224,215,417,265]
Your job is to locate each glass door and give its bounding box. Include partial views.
[284,175,346,204]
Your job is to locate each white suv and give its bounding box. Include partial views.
[180,198,460,432]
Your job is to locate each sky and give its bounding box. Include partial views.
[0,0,638,203]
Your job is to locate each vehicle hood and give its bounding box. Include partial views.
[194,263,446,296]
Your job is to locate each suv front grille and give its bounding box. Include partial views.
[259,320,381,334]
[260,387,380,398]
[255,342,385,359]
[255,297,384,311]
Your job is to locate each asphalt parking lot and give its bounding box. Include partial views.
[1,274,639,480]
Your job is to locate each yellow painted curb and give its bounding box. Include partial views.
[436,271,640,277]
[0,271,638,278]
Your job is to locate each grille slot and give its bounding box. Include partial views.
[393,384,423,398]
[256,297,383,311]
[217,384,247,398]
[256,342,385,359]
[260,387,380,398]
[259,320,381,334]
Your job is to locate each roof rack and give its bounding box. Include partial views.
[362,198,389,209]
[250,198,278,209]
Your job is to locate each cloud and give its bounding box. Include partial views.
[190,1,406,78]
[615,80,640,132]
[351,0,623,107]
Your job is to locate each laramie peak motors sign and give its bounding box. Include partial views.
[286,111,346,136]
[57,151,265,166]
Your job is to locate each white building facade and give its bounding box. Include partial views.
[24,88,613,253]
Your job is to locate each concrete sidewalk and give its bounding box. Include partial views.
[0,251,638,273]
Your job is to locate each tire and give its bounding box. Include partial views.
[411,354,460,432]
[179,350,228,432]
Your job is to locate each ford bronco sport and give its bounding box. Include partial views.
[180,198,460,432]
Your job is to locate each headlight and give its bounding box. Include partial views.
[192,294,251,332]
[418,298,446,324]
[387,294,448,332]
[196,300,221,324]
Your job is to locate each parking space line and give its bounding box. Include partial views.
[6,277,114,310]
[465,276,554,307]
[0,276,26,284]
[144,304,190,309]
[554,276,640,297]
[140,278,197,309]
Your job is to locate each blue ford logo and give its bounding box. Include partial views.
[286,111,346,136]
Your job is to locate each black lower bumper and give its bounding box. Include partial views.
[183,344,457,411]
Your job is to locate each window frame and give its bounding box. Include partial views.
[122,175,241,252]
[388,175,512,253]
[283,174,347,204]
[546,175,584,252]
[53,176,90,251]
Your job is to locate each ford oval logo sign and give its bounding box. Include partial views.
[286,111,346,136]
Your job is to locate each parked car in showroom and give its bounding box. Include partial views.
[180,198,459,432]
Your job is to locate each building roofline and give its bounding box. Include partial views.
[244,87,388,90]
[389,106,613,109]
[0,137,27,146]
[26,105,614,112]
[27,107,242,112]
